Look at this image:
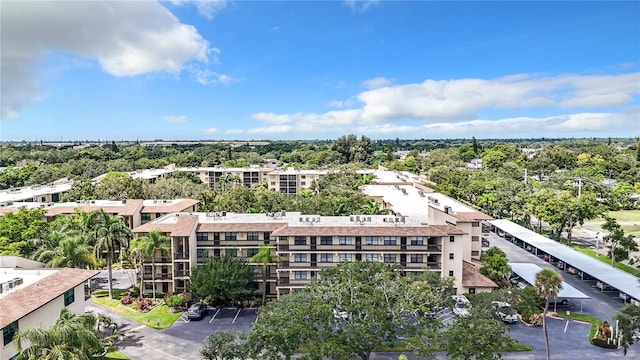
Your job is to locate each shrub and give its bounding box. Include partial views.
[120,295,133,305]
[136,296,151,311]
[128,287,140,298]
[166,294,186,308]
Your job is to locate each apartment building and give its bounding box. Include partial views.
[0,263,98,360]
[178,167,274,189]
[0,180,73,206]
[0,199,199,230]
[132,207,496,298]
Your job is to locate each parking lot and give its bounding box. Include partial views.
[162,307,257,343]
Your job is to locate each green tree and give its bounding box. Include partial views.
[248,291,325,360]
[14,308,110,360]
[359,198,390,215]
[36,235,97,269]
[602,215,638,266]
[479,247,511,287]
[249,243,279,305]
[0,208,49,257]
[201,330,249,360]
[130,229,170,300]
[613,303,640,355]
[94,210,132,299]
[189,254,257,306]
[535,269,563,360]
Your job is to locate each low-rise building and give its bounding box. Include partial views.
[0,264,98,360]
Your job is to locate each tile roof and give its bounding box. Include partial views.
[171,215,199,237]
[0,268,99,328]
[141,199,199,214]
[454,211,494,222]
[462,261,498,288]
[44,199,144,217]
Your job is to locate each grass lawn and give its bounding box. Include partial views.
[607,210,640,223]
[101,348,130,360]
[570,244,640,277]
[553,311,600,340]
[92,290,183,330]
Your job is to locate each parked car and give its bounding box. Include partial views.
[187,303,207,320]
[451,295,471,317]
[491,301,518,323]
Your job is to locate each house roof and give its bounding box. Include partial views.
[462,261,498,288]
[44,199,144,217]
[454,211,494,222]
[0,268,99,328]
[141,199,199,214]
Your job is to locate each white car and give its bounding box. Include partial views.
[491,301,518,323]
[451,295,471,317]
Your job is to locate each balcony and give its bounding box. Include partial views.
[174,269,190,277]
[174,253,189,260]
[427,262,442,270]
[143,273,172,280]
[278,278,290,285]
[427,245,442,253]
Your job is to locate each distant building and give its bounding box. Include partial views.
[0,180,73,206]
[0,261,98,360]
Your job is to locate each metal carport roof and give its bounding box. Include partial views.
[491,219,640,301]
[509,262,590,299]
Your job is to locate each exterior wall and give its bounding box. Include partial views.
[1,283,88,360]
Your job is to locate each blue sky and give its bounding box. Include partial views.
[1,0,638,141]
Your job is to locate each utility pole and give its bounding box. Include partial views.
[524,168,527,185]
[577,177,583,199]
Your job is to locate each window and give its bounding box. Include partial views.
[449,236,455,242]
[365,254,379,262]
[472,236,480,242]
[339,236,352,245]
[247,248,259,257]
[410,254,423,263]
[410,236,424,245]
[320,236,333,245]
[365,236,378,245]
[471,250,480,257]
[294,271,307,280]
[63,288,75,306]
[141,213,151,221]
[197,249,209,258]
[294,236,307,245]
[338,254,353,262]
[3,321,18,346]
[384,254,396,263]
[469,288,476,294]
[320,254,333,263]
[449,253,454,260]
[472,222,480,227]
[196,232,208,241]
[294,254,307,262]
[144,266,152,275]
[226,232,237,241]
[448,270,454,277]
[247,232,259,241]
[383,236,397,245]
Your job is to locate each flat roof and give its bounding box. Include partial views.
[492,219,640,301]
[508,262,590,299]
[0,268,57,300]
[0,182,73,204]
[362,184,432,222]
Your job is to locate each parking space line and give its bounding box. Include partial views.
[179,313,190,323]
[209,308,221,323]
[232,308,241,323]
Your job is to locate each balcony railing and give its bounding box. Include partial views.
[174,253,189,260]
[427,245,442,252]
[143,273,172,280]
[427,262,442,269]
[174,270,190,277]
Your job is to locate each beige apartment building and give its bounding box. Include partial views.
[0,264,98,360]
[132,208,496,298]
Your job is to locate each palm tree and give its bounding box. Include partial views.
[250,243,278,305]
[94,209,132,299]
[359,198,390,215]
[36,236,97,269]
[14,308,106,360]
[535,268,563,360]
[131,229,170,300]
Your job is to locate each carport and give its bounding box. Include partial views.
[490,219,640,305]
[509,262,590,311]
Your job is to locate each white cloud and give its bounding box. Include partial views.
[202,128,218,134]
[164,115,187,123]
[361,77,392,89]
[190,66,239,85]
[170,0,229,20]
[343,0,380,13]
[1,1,212,119]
